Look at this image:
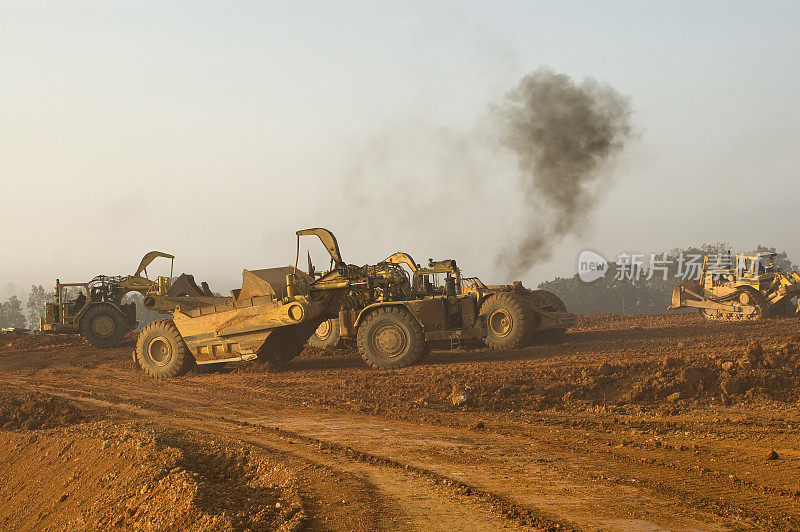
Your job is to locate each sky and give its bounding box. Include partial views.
[2,1,799,300]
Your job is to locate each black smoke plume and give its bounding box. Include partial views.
[495,68,633,276]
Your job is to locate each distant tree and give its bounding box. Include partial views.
[754,244,797,272]
[0,296,27,329]
[26,285,52,330]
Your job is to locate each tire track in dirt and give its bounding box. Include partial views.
[0,381,385,531]
[2,380,541,531]
[524,412,800,512]
[0,377,741,530]
[492,413,800,528]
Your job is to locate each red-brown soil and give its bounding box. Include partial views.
[1,313,799,530]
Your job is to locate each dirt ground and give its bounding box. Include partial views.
[1,312,800,531]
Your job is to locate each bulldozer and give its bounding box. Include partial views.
[41,252,229,348]
[668,252,800,320]
[308,251,575,353]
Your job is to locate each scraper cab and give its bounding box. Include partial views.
[134,228,356,378]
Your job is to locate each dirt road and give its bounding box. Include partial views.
[1,313,799,530]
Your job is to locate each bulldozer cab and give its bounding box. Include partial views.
[735,253,782,292]
[703,252,779,285]
[703,253,748,287]
[738,253,778,276]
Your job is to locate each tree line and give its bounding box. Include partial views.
[538,243,797,314]
[0,285,50,329]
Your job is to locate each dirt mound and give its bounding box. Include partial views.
[259,315,800,415]
[0,331,137,352]
[446,340,800,411]
[413,351,800,413]
[0,422,304,531]
[0,390,90,430]
[0,332,85,352]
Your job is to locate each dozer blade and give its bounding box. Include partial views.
[556,312,578,328]
[668,284,742,314]
[668,285,685,310]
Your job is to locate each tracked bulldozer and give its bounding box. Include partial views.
[668,252,800,320]
[41,252,228,348]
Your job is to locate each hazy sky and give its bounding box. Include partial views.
[2,1,799,298]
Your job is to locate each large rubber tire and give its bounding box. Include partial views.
[357,307,425,369]
[79,303,129,348]
[307,317,341,348]
[135,320,194,379]
[480,292,531,350]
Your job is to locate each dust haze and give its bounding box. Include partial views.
[335,68,633,280]
[494,68,633,276]
[3,1,797,296]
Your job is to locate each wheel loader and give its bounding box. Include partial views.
[309,251,576,354]
[41,252,229,348]
[668,252,800,320]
